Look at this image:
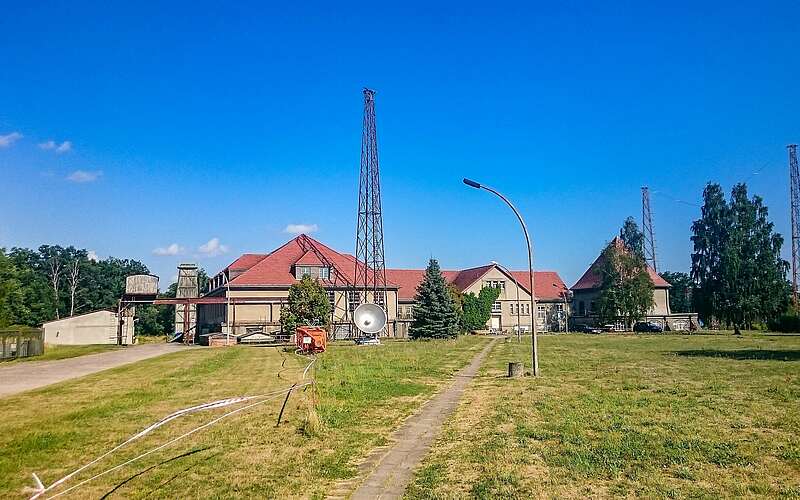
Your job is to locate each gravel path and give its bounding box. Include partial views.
[0,343,188,398]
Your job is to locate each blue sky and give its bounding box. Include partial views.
[1,1,798,286]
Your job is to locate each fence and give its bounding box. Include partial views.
[0,328,45,361]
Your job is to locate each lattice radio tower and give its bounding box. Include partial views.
[789,144,800,307]
[354,88,387,308]
[641,186,658,271]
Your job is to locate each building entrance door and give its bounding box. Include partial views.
[490,316,501,332]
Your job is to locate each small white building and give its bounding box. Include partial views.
[43,310,134,345]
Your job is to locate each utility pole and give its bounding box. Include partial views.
[789,144,799,308]
[641,186,658,271]
[354,88,388,322]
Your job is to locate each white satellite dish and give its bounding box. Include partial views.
[353,303,387,335]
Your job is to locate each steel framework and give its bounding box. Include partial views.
[641,186,658,271]
[354,88,388,310]
[789,144,799,307]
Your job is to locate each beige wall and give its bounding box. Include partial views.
[199,287,399,336]
[572,286,672,326]
[43,311,133,345]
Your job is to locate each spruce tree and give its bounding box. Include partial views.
[410,259,460,339]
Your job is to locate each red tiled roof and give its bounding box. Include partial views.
[220,236,570,301]
[230,235,373,286]
[227,253,268,271]
[295,250,324,266]
[508,271,569,300]
[386,266,567,301]
[571,236,670,290]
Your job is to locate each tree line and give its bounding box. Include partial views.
[598,182,791,332]
[0,245,197,335]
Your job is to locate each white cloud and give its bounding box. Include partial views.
[40,140,72,153]
[87,250,99,261]
[198,237,229,257]
[0,132,23,149]
[67,170,103,183]
[153,243,184,256]
[284,223,319,234]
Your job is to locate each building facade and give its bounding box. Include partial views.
[570,237,698,331]
[195,234,570,338]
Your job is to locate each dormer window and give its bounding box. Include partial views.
[295,265,330,280]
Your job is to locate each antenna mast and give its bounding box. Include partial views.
[789,144,799,308]
[641,186,658,271]
[354,88,387,312]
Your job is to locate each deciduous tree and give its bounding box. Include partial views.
[280,275,331,334]
[596,239,654,328]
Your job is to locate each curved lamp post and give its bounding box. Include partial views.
[463,178,539,376]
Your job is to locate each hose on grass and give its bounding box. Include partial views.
[30,354,318,499]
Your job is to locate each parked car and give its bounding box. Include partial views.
[633,321,663,333]
[573,324,602,334]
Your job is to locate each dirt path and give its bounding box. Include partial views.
[0,343,188,398]
[338,337,499,500]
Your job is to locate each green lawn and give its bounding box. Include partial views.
[7,343,121,363]
[0,336,488,498]
[407,333,800,499]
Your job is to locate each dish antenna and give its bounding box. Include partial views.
[353,303,387,335]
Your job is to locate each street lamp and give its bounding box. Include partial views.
[491,260,522,343]
[463,178,539,376]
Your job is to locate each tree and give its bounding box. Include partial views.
[660,271,693,313]
[64,247,88,317]
[40,245,65,319]
[461,286,501,332]
[410,259,460,339]
[619,216,645,260]
[279,275,331,334]
[0,249,29,327]
[691,183,788,333]
[596,239,654,328]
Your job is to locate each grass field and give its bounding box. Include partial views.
[407,333,800,499]
[7,344,121,363]
[0,336,488,499]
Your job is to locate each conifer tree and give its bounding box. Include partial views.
[410,259,460,339]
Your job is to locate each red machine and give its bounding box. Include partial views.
[295,326,327,354]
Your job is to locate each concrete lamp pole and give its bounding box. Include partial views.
[463,178,539,377]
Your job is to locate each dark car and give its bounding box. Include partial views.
[633,321,663,333]
[573,324,602,334]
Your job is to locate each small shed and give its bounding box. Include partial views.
[43,310,134,345]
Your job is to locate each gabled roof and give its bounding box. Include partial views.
[227,253,269,271]
[571,236,670,290]
[385,265,568,301]
[228,234,381,287]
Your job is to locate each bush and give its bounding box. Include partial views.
[768,313,800,333]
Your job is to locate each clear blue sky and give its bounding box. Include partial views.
[1,1,798,286]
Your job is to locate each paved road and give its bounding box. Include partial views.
[344,338,499,500]
[0,343,187,398]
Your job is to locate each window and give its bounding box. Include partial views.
[375,291,385,307]
[556,304,564,312]
[348,291,361,312]
[578,301,585,316]
[492,301,501,313]
[319,267,330,279]
[589,301,596,314]
[295,265,331,280]
[510,303,515,314]
[327,291,336,309]
[537,305,546,320]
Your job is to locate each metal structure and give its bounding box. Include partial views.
[641,186,658,272]
[175,263,199,344]
[354,88,388,317]
[789,144,800,307]
[463,178,540,377]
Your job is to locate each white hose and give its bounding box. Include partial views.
[30,354,317,499]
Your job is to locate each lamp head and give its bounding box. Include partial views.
[462,178,481,189]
